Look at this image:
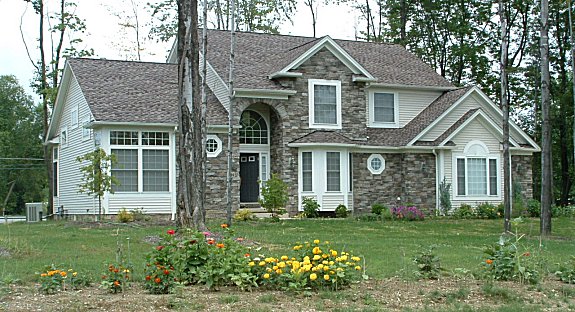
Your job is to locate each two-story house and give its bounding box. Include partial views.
[45,29,539,218]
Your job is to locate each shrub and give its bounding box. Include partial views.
[117,208,134,223]
[130,208,150,221]
[452,204,475,219]
[335,204,348,218]
[233,209,256,222]
[302,197,320,218]
[101,263,131,293]
[391,206,425,221]
[526,199,540,217]
[413,246,442,279]
[439,178,452,216]
[552,205,575,217]
[37,265,86,294]
[259,174,288,219]
[371,203,386,215]
[476,202,499,219]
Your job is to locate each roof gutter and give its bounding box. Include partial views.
[87,121,178,129]
[234,88,297,100]
[366,83,459,91]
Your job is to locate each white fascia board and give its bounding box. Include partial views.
[471,87,541,152]
[438,110,519,148]
[407,87,475,146]
[87,121,178,129]
[353,76,378,83]
[45,62,73,143]
[167,39,178,63]
[288,142,455,152]
[288,142,357,148]
[367,83,458,91]
[268,72,303,79]
[234,88,296,100]
[274,36,375,80]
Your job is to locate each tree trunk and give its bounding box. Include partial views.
[226,0,237,226]
[570,0,575,189]
[499,0,511,233]
[176,0,207,231]
[540,0,552,236]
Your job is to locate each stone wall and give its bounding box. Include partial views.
[511,155,534,201]
[352,153,437,215]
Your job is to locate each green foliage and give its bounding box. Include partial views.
[130,208,150,222]
[0,75,45,215]
[439,178,452,216]
[117,209,134,223]
[526,199,541,217]
[452,204,475,219]
[233,208,256,222]
[371,203,385,215]
[37,264,86,294]
[555,256,575,284]
[100,263,131,293]
[258,174,288,219]
[335,204,348,218]
[552,205,575,218]
[413,246,442,280]
[144,262,176,294]
[302,197,320,218]
[76,148,118,218]
[482,218,540,285]
[476,202,499,219]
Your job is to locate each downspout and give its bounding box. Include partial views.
[433,149,439,216]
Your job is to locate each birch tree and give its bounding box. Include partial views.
[176,0,207,230]
[500,0,512,232]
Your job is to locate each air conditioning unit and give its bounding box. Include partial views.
[26,202,44,222]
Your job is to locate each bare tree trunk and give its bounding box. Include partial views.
[569,0,575,202]
[226,0,237,226]
[176,0,207,230]
[500,0,511,233]
[540,0,552,236]
[304,0,317,37]
[129,0,142,61]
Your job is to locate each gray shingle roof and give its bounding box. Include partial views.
[68,58,228,125]
[203,29,453,89]
[290,131,357,145]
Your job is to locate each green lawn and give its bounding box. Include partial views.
[0,217,574,283]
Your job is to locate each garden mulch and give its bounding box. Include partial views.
[1,277,574,311]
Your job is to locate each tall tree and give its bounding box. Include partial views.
[226,0,237,225]
[22,0,92,213]
[540,0,552,236]
[176,0,207,230]
[500,0,512,232]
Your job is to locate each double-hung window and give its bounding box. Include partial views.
[326,152,341,192]
[369,91,398,127]
[455,141,499,197]
[110,131,170,193]
[308,79,341,129]
[301,152,313,192]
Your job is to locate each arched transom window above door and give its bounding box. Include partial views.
[240,110,268,144]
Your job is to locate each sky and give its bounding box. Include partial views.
[0,0,359,101]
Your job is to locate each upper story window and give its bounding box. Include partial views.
[308,79,341,129]
[142,131,169,146]
[110,131,138,145]
[206,134,223,157]
[240,110,268,144]
[60,127,68,147]
[369,91,399,128]
[455,141,499,198]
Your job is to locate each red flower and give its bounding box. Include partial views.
[164,269,170,275]
[156,245,164,251]
[244,253,251,258]
[145,275,151,281]
[155,277,161,284]
[207,238,215,245]
[167,229,175,235]
[113,280,120,286]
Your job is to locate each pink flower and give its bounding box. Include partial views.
[167,229,175,235]
[202,231,210,237]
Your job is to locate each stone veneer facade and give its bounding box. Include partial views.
[511,155,534,201]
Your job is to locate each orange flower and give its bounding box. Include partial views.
[207,238,215,245]
[60,271,67,277]
[155,277,161,284]
[164,269,170,275]
[113,268,119,273]
[221,223,229,229]
[216,243,225,248]
[244,253,251,258]
[113,280,120,286]
[486,259,493,265]
[145,275,151,281]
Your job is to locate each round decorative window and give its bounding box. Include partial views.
[206,135,222,157]
[367,154,385,174]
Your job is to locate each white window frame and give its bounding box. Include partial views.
[206,134,222,157]
[60,127,68,148]
[70,107,79,129]
[368,90,399,128]
[81,116,91,141]
[301,151,313,193]
[452,141,501,200]
[367,154,385,174]
[308,79,342,129]
[52,147,59,198]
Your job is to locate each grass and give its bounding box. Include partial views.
[0,217,573,284]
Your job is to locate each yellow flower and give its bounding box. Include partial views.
[352,256,361,262]
[72,272,78,277]
[292,261,301,270]
[263,273,270,279]
[340,255,348,261]
[323,266,330,271]
[312,247,322,255]
[322,260,328,265]
[322,254,329,259]
[313,255,321,261]
[281,255,288,261]
[329,261,334,266]
[310,273,318,281]
[317,264,324,270]
[324,274,330,281]
[248,261,255,267]
[40,273,47,277]
[272,265,278,270]
[275,269,283,274]
[259,261,266,266]
[266,268,273,273]
[293,245,302,251]
[355,266,362,271]
[278,262,286,268]
[331,250,338,257]
[314,239,320,244]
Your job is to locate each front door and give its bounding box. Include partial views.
[240,153,259,202]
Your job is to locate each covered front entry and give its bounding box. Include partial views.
[240,153,260,202]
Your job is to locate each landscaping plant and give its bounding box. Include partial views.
[438,178,452,216]
[302,197,320,218]
[555,256,575,284]
[100,263,131,293]
[37,264,83,294]
[391,206,425,221]
[335,204,348,218]
[259,174,288,221]
[413,246,442,279]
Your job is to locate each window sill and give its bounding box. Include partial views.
[368,123,399,128]
[309,124,341,130]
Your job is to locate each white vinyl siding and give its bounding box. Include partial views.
[308,79,341,129]
[367,88,441,128]
[369,91,399,127]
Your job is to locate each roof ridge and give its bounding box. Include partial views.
[68,57,175,66]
